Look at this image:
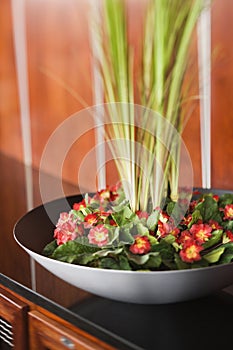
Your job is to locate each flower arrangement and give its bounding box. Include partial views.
[43,186,233,271]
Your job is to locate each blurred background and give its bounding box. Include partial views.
[1,0,233,190]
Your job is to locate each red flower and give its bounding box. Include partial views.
[94,185,119,203]
[54,212,79,245]
[129,235,151,255]
[189,200,198,212]
[226,230,233,242]
[170,227,180,237]
[223,204,233,220]
[88,224,109,247]
[209,219,222,230]
[180,241,203,263]
[84,213,98,228]
[109,182,121,201]
[98,189,111,200]
[136,210,149,220]
[73,199,86,211]
[157,220,171,238]
[190,223,212,243]
[109,219,117,226]
[213,195,219,202]
[177,230,193,245]
[181,214,192,226]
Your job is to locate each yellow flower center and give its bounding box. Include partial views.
[95,232,106,242]
[227,207,233,217]
[196,230,208,240]
[186,245,199,259]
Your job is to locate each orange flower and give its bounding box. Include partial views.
[73,199,86,211]
[223,204,233,220]
[226,230,233,242]
[190,223,212,243]
[177,230,193,245]
[129,235,151,255]
[180,241,203,263]
[209,219,222,230]
[84,213,98,228]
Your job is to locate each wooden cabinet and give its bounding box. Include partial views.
[0,282,115,350]
[0,287,29,350]
[29,310,111,350]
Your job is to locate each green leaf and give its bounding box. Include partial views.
[118,255,132,270]
[119,226,135,244]
[136,222,149,236]
[51,241,98,263]
[123,206,135,219]
[166,201,176,216]
[147,209,160,231]
[203,246,225,264]
[222,221,233,231]
[203,229,223,249]
[42,240,58,257]
[219,193,233,207]
[75,253,98,266]
[218,242,233,264]
[112,199,130,213]
[190,259,209,269]
[163,234,176,245]
[151,240,175,261]
[99,255,132,270]
[142,253,162,269]
[72,210,85,221]
[174,254,190,270]
[93,247,123,258]
[195,196,221,222]
[126,251,150,265]
[187,210,202,228]
[99,257,120,270]
[105,226,120,246]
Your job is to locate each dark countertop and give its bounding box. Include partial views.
[2,272,233,350]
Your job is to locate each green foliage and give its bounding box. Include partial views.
[203,247,225,264]
[219,194,233,207]
[51,241,99,263]
[195,195,222,222]
[43,189,233,271]
[42,240,58,257]
[147,209,160,231]
[203,230,223,249]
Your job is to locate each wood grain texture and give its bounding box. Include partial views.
[0,0,22,160]
[211,0,233,190]
[29,310,115,350]
[0,154,31,287]
[0,287,29,350]
[0,0,233,187]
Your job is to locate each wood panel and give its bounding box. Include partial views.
[0,0,22,160]
[0,154,31,287]
[0,0,233,188]
[0,286,29,349]
[29,310,114,350]
[211,0,233,190]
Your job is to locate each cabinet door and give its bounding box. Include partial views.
[29,310,115,350]
[0,288,29,350]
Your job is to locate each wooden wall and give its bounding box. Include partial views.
[1,0,233,190]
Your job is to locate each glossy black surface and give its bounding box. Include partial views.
[2,272,233,350]
[71,291,233,350]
